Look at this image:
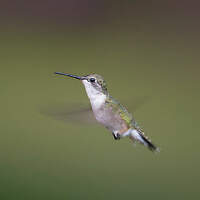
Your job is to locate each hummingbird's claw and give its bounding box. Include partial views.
[112,132,121,140]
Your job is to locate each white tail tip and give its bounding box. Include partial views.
[130,129,159,152]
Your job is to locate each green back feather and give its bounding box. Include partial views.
[105,95,137,127]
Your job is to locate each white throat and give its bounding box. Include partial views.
[82,80,106,110]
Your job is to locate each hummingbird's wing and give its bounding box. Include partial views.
[126,96,150,113]
[40,103,97,124]
[40,96,149,125]
[118,96,150,128]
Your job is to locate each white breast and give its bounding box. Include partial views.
[82,80,106,110]
[82,80,121,132]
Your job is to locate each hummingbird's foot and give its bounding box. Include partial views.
[112,131,121,140]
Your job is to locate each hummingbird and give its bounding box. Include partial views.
[55,72,159,152]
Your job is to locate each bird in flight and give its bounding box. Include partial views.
[55,72,159,152]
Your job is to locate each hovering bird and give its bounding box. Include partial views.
[55,72,159,152]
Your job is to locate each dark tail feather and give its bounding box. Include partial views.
[139,133,159,152]
[130,129,159,152]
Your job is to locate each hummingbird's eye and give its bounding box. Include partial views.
[89,78,96,83]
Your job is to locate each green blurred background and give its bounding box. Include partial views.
[1,1,200,199]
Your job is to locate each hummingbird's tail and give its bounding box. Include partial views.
[130,129,159,152]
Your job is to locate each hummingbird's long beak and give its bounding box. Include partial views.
[55,72,85,80]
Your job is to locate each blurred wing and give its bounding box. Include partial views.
[40,96,150,125]
[40,103,97,124]
[124,96,150,113]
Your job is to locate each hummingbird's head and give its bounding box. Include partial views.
[55,72,108,96]
[82,74,107,94]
